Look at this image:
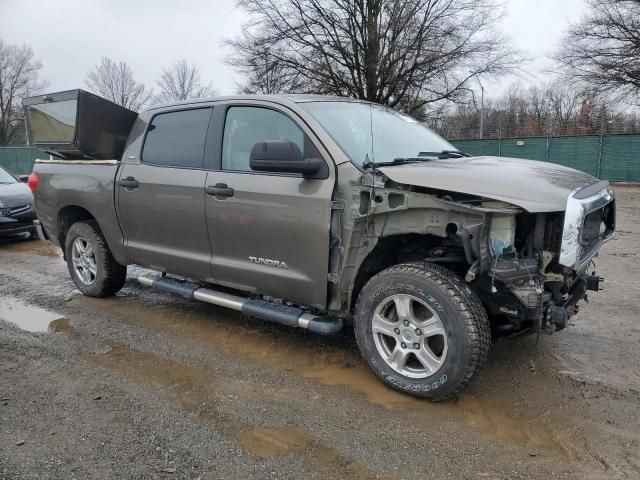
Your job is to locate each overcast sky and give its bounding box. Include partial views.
[0,0,586,100]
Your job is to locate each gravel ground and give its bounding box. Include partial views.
[0,188,638,479]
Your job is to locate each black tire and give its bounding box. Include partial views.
[354,262,490,401]
[64,220,127,297]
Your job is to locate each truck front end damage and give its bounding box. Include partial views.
[336,163,616,338]
[469,182,615,335]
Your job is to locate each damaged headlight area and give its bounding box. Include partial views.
[559,182,615,271]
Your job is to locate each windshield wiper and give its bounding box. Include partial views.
[364,150,471,169]
[364,157,427,168]
[363,150,471,169]
[418,150,470,158]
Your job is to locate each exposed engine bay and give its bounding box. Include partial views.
[473,202,615,336]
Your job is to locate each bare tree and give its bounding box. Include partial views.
[0,39,46,145]
[85,57,152,111]
[235,46,309,95]
[427,79,622,140]
[547,84,584,135]
[555,0,640,105]
[499,83,529,137]
[226,0,520,116]
[527,84,552,136]
[155,59,216,102]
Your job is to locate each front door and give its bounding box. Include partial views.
[205,105,334,309]
[116,107,213,279]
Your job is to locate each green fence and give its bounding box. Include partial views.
[453,135,640,182]
[0,148,47,175]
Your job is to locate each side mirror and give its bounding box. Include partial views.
[18,175,29,183]
[250,140,323,177]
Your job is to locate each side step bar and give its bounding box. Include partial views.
[137,275,343,335]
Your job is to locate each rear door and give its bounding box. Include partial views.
[204,103,335,309]
[116,106,214,279]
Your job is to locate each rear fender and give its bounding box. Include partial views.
[33,161,129,265]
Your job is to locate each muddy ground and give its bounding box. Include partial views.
[0,188,639,480]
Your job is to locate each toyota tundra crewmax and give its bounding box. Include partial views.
[24,90,615,400]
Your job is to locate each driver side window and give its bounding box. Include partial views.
[221,106,305,172]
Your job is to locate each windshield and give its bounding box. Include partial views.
[0,167,17,184]
[300,101,456,167]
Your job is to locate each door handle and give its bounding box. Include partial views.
[206,183,234,199]
[118,176,139,189]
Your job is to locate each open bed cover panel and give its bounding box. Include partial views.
[23,89,138,160]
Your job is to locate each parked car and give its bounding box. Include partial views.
[25,90,615,400]
[0,165,37,239]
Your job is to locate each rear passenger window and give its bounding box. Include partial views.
[142,108,212,168]
[222,106,305,172]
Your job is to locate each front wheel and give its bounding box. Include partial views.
[64,220,127,297]
[354,263,490,400]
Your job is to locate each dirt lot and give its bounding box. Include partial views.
[1,188,639,480]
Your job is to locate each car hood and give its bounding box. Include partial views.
[378,156,599,212]
[0,182,33,208]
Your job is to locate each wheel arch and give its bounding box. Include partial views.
[349,233,463,313]
[57,205,127,264]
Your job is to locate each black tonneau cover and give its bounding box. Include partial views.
[23,89,137,160]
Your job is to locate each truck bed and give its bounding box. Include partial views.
[32,159,128,265]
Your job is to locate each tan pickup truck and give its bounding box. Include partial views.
[24,89,615,400]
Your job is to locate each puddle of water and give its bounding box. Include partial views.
[0,239,61,258]
[0,297,66,332]
[240,426,312,458]
[72,295,581,457]
[48,318,72,333]
[86,344,386,479]
[303,364,417,410]
[304,364,565,451]
[72,295,356,374]
[85,345,221,419]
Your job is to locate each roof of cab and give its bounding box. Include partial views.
[144,94,367,112]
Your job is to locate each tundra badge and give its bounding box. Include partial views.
[249,257,289,269]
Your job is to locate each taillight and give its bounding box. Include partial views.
[27,171,40,193]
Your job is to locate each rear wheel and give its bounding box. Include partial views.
[64,220,126,297]
[354,263,490,400]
